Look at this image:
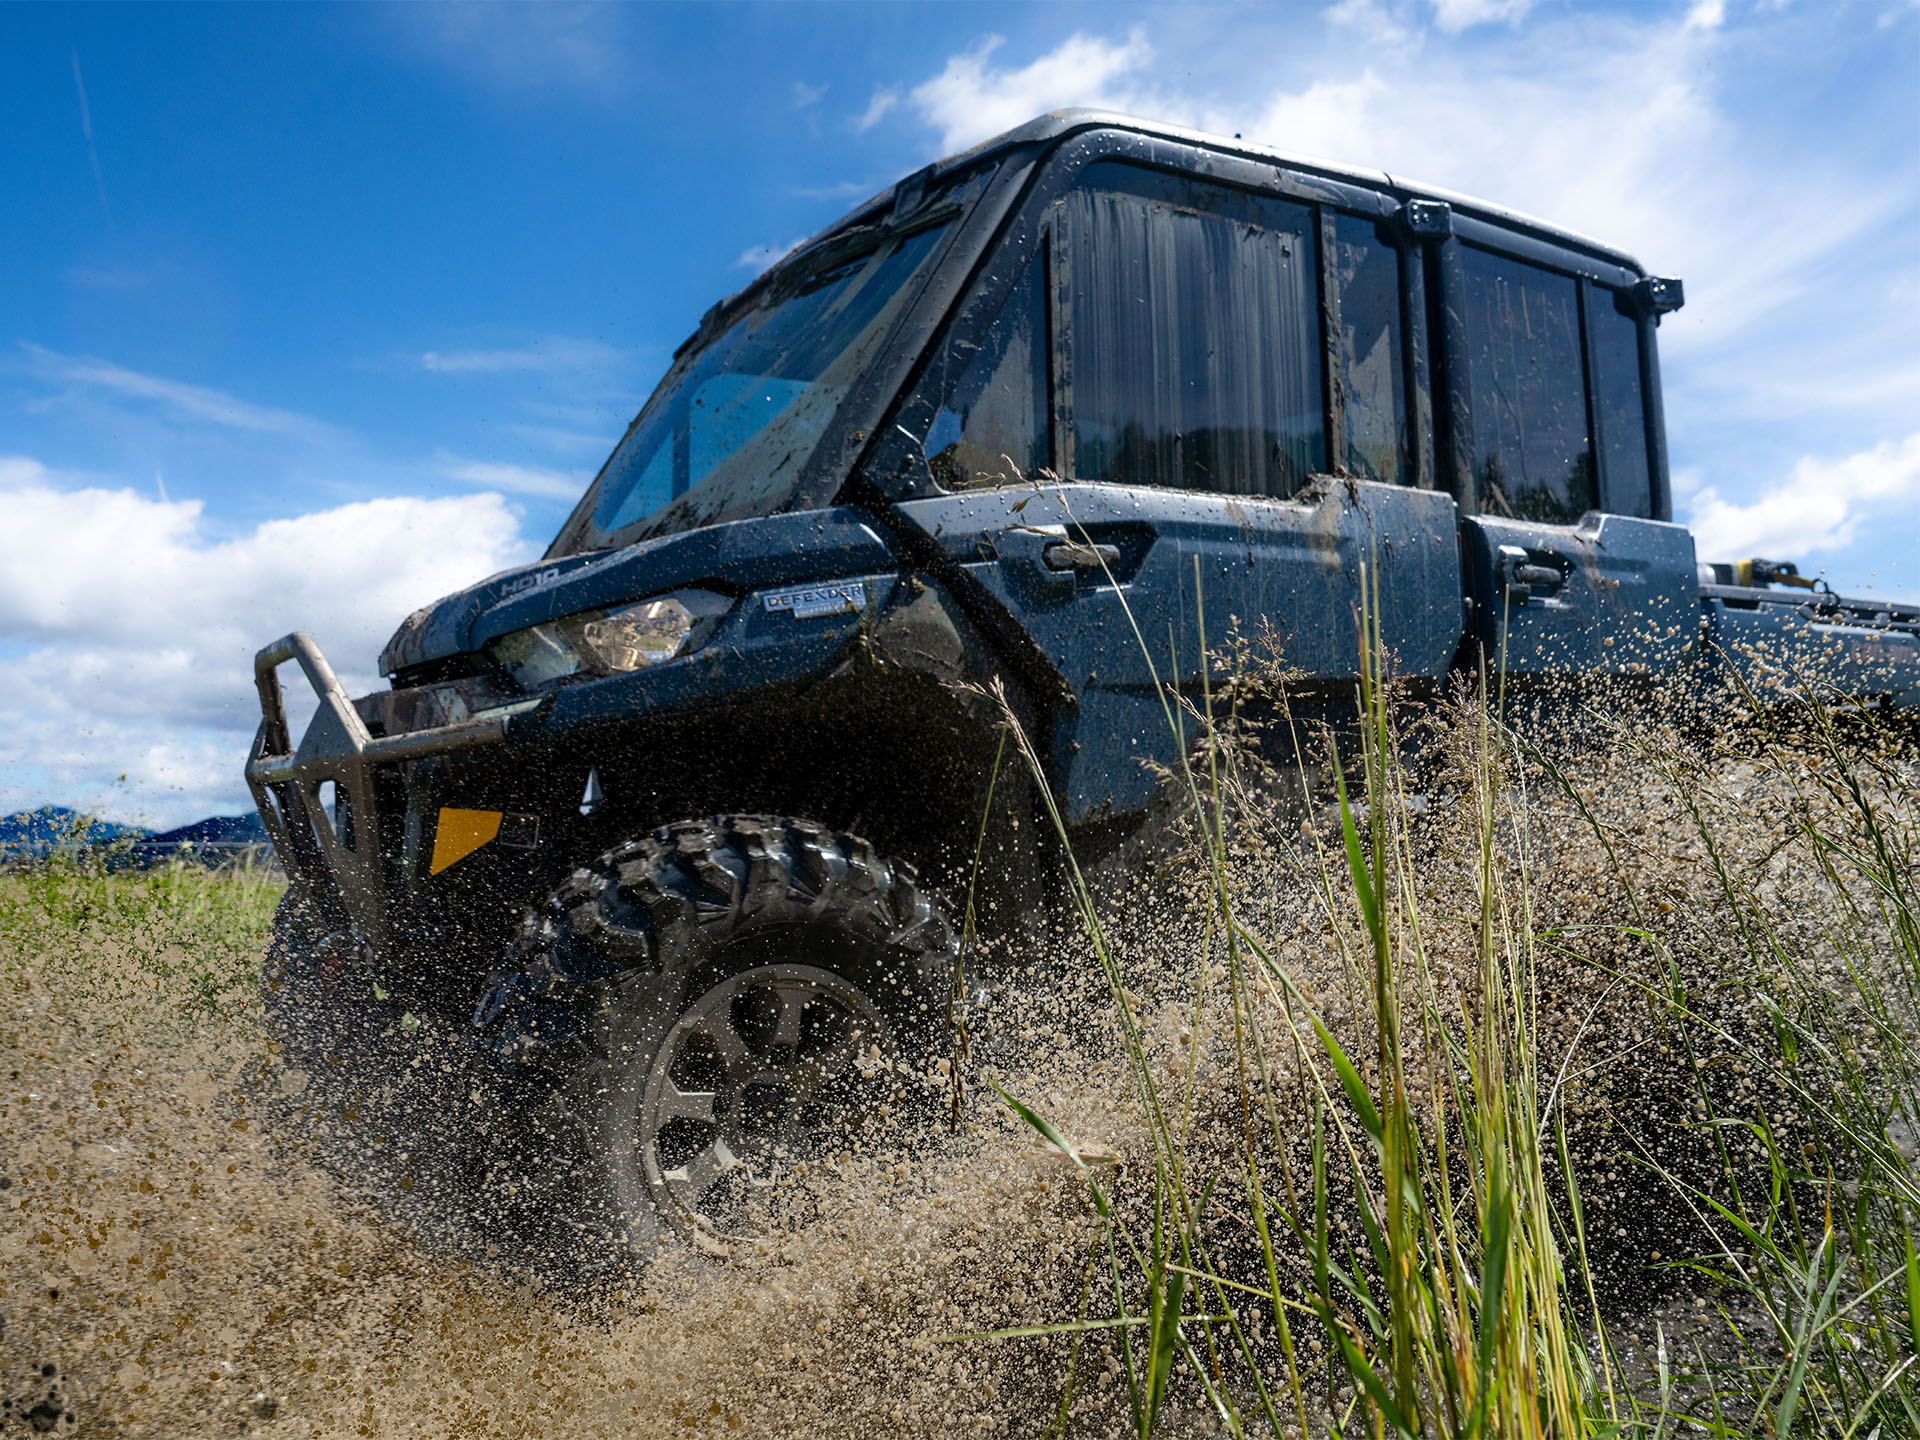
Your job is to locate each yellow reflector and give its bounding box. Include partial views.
[430,808,502,874]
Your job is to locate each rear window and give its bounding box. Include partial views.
[1460,246,1593,523]
[1332,212,1409,486]
[1459,245,1657,522]
[1591,292,1652,518]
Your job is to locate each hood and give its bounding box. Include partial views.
[377,507,899,677]
[377,548,618,677]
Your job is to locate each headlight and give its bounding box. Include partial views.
[489,589,731,690]
[577,596,697,672]
[491,623,583,688]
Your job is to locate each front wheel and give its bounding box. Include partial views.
[476,816,955,1264]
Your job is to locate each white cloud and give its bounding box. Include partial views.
[792,179,880,204]
[0,456,537,825]
[392,2,627,95]
[1685,0,1727,30]
[854,87,901,133]
[1686,432,1920,560]
[908,28,1184,153]
[793,80,829,109]
[0,462,530,652]
[420,338,622,374]
[737,237,807,272]
[19,344,340,443]
[1224,71,1390,168]
[440,455,587,501]
[0,455,55,488]
[1325,0,1418,47]
[1429,0,1535,32]
[503,421,617,454]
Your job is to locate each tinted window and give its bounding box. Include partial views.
[1461,246,1593,523]
[1332,213,1407,485]
[1593,293,1652,517]
[1061,164,1325,497]
[923,247,1050,488]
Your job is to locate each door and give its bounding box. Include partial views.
[897,160,1463,824]
[1448,245,1698,674]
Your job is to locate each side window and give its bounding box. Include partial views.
[1460,246,1593,523]
[923,247,1050,489]
[1331,213,1408,485]
[1059,164,1325,497]
[1591,292,1652,518]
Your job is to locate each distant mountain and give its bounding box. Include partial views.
[0,805,151,850]
[140,812,268,847]
[0,805,275,869]
[125,810,275,870]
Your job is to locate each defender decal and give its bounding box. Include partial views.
[763,580,866,619]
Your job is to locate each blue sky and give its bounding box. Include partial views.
[2,0,1916,825]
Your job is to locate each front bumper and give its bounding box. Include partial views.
[244,570,905,954]
[244,631,534,948]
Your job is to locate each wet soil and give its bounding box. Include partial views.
[6,715,1914,1436]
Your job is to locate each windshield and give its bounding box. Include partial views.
[561,208,961,552]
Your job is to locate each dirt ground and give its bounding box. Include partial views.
[6,717,1913,1436]
[1,913,1173,1439]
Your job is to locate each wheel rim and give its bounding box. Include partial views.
[636,963,897,1248]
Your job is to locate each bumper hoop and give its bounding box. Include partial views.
[244,631,516,948]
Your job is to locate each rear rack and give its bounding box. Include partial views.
[1700,584,1920,631]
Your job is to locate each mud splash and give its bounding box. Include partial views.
[5,701,1916,1436]
[1,877,1155,1437]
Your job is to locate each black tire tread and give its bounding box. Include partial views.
[466,814,954,1266]
[475,814,952,1072]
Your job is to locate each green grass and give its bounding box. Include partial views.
[0,851,282,1039]
[975,556,1920,1438]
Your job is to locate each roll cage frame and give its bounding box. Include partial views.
[549,111,1676,564]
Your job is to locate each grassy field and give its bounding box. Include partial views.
[3,663,1917,1436]
[969,595,1920,1438]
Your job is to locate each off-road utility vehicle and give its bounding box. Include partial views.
[249,111,1920,1260]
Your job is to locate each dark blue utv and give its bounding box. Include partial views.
[247,111,1920,1259]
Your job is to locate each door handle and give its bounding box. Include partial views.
[1043,541,1122,572]
[1495,545,1565,605]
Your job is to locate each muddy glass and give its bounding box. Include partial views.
[922,245,1051,489]
[1060,163,1325,497]
[1592,292,1653,517]
[1332,212,1408,485]
[578,216,955,547]
[1461,246,1594,523]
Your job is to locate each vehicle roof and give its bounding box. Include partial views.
[899,108,1650,278]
